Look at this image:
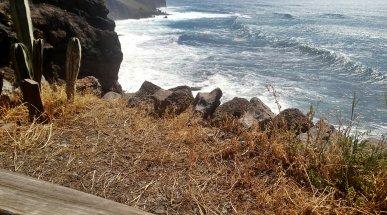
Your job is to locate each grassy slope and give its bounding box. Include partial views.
[0,85,386,214]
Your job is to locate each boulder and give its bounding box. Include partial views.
[241,97,275,128]
[152,86,193,116]
[193,88,222,118]
[0,78,21,107]
[0,0,123,92]
[127,81,193,116]
[299,118,336,144]
[76,76,102,96]
[213,97,250,122]
[128,81,161,107]
[102,91,122,100]
[272,108,313,134]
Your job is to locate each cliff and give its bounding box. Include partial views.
[105,0,166,20]
[0,0,123,92]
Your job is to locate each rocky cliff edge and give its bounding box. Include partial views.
[0,0,123,92]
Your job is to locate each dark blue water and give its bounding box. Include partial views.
[117,0,387,137]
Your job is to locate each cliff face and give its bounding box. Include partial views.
[0,0,123,92]
[105,0,166,20]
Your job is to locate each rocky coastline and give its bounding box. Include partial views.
[105,0,167,20]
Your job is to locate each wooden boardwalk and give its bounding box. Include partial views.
[0,169,153,215]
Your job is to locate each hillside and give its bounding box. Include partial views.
[105,0,166,20]
[0,84,385,214]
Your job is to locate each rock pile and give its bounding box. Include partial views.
[127,81,324,137]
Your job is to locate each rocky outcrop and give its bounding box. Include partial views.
[0,0,123,93]
[102,91,122,100]
[76,76,103,97]
[213,97,250,122]
[152,86,193,116]
[272,108,313,134]
[193,88,222,119]
[128,81,161,107]
[128,81,193,117]
[105,0,166,20]
[299,118,337,144]
[241,97,275,128]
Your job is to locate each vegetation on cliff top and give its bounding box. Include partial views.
[0,85,385,214]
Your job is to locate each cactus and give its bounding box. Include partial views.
[65,37,82,102]
[32,39,44,85]
[9,0,34,54]
[11,43,33,83]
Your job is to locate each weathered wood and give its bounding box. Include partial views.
[0,169,153,215]
[20,78,48,123]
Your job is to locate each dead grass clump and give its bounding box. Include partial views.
[0,85,385,214]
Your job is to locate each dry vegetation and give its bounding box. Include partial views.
[0,85,386,214]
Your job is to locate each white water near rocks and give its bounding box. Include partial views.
[116,0,387,137]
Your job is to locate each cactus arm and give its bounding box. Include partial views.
[32,39,44,85]
[65,37,82,102]
[9,0,34,53]
[11,43,33,83]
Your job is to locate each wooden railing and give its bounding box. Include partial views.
[0,169,153,215]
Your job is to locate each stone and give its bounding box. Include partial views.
[213,97,250,121]
[193,88,222,118]
[76,76,102,96]
[152,86,193,116]
[128,81,161,107]
[0,78,21,107]
[241,97,275,128]
[299,118,336,144]
[272,108,313,134]
[102,91,122,100]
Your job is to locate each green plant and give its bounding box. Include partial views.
[306,93,386,207]
[65,38,82,102]
[9,0,34,53]
[32,39,44,85]
[11,43,33,82]
[9,0,43,85]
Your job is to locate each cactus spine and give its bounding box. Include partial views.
[65,37,82,102]
[11,43,33,83]
[9,0,34,54]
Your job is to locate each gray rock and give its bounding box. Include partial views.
[213,97,250,122]
[241,97,275,128]
[152,86,193,116]
[128,81,161,107]
[102,91,122,100]
[272,108,313,134]
[299,118,336,144]
[193,88,222,118]
[76,76,102,96]
[0,79,21,107]
[128,81,194,116]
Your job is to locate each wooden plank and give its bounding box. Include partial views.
[0,169,153,215]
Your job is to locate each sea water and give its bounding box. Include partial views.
[116,0,387,137]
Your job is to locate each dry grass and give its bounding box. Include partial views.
[0,85,385,214]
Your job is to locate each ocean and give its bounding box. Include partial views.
[116,0,387,137]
